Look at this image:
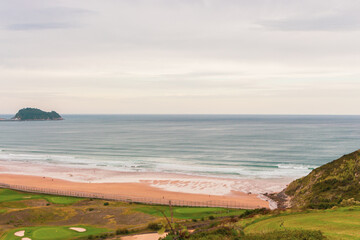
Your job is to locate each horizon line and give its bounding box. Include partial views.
[2,113,360,116]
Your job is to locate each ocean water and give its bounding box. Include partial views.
[0,115,360,180]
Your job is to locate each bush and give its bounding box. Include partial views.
[230,215,238,222]
[209,221,220,228]
[239,208,269,218]
[116,228,129,235]
[188,229,324,240]
[340,198,360,206]
[209,215,215,220]
[88,208,95,211]
[98,233,109,239]
[188,226,241,240]
[148,222,162,231]
[103,202,109,206]
[192,219,197,222]
[243,230,325,240]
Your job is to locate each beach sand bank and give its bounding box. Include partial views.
[0,173,270,209]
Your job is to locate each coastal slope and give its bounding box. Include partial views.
[284,149,360,209]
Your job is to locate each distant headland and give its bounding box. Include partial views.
[0,108,63,121]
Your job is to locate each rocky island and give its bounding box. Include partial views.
[11,108,63,121]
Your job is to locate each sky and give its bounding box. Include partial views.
[1,0,360,114]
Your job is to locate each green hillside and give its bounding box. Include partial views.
[242,206,360,240]
[285,150,360,209]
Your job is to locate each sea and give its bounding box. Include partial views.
[0,114,359,182]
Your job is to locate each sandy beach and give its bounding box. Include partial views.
[0,173,270,209]
[0,159,294,209]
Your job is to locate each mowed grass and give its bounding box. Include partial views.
[0,189,82,205]
[243,206,360,240]
[135,205,246,219]
[1,225,108,240]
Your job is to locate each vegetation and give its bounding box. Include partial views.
[285,149,360,209]
[2,226,108,240]
[187,227,325,240]
[243,230,325,240]
[242,206,360,239]
[12,108,63,120]
[135,205,245,219]
[2,150,360,239]
[0,188,156,239]
[0,189,81,205]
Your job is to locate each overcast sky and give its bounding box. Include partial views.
[1,0,360,114]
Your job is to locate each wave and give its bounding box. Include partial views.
[277,164,318,170]
[0,149,316,179]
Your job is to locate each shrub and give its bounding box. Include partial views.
[239,208,269,218]
[209,215,215,220]
[98,233,109,239]
[148,222,162,231]
[116,228,129,235]
[188,226,241,240]
[243,229,325,240]
[340,198,360,206]
[103,202,109,206]
[188,229,324,240]
[229,215,238,222]
[209,221,220,228]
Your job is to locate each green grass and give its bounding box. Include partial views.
[135,205,245,219]
[1,225,108,240]
[243,206,360,240]
[43,196,81,205]
[0,189,81,205]
[0,189,40,202]
[285,150,360,209]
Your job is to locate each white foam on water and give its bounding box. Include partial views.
[277,164,317,170]
[0,149,317,181]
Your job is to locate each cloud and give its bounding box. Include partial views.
[7,23,75,31]
[1,0,360,114]
[259,14,360,31]
[1,4,93,31]
[257,1,360,31]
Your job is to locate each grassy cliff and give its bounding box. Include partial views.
[285,149,360,209]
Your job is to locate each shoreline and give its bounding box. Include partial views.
[0,160,294,194]
[0,174,270,209]
[0,160,295,209]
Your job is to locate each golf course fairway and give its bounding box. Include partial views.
[243,206,360,240]
[1,226,108,240]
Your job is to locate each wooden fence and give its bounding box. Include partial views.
[0,182,262,209]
